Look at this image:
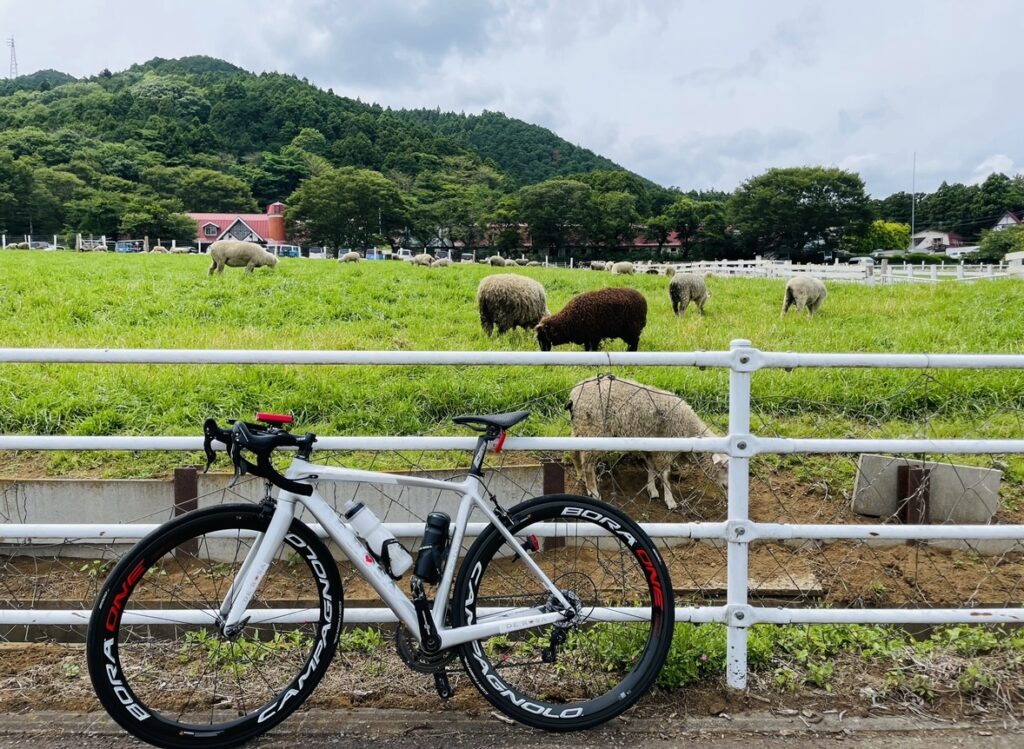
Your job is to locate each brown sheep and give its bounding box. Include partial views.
[535,287,647,352]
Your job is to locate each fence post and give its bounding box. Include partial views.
[173,467,199,557]
[930,265,938,282]
[726,338,754,689]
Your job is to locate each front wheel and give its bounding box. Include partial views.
[86,504,343,749]
[452,494,674,730]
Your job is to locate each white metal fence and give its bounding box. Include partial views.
[1,340,1023,690]
[645,257,1011,283]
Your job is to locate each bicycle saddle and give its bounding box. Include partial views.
[452,411,530,432]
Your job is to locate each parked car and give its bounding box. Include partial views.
[849,256,875,266]
[460,252,476,263]
[396,249,414,261]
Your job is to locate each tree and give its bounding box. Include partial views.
[844,219,911,254]
[65,189,128,237]
[178,169,258,212]
[118,197,198,245]
[662,196,702,256]
[0,150,34,234]
[977,226,1024,262]
[286,167,407,250]
[515,179,596,256]
[729,167,872,259]
[692,201,733,259]
[590,191,639,251]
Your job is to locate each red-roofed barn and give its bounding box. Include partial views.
[189,202,287,250]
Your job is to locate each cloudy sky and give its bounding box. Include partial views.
[3,0,1021,196]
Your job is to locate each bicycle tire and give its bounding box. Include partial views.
[86,503,343,749]
[451,494,674,730]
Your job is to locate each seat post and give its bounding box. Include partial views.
[469,429,500,477]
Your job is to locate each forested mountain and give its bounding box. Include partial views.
[397,109,621,186]
[0,55,636,241]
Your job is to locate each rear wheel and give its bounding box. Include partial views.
[452,494,674,730]
[86,504,342,749]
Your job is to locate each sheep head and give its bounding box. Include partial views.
[711,453,729,490]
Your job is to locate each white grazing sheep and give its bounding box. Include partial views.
[611,261,634,275]
[477,274,549,336]
[339,251,361,262]
[590,261,607,271]
[669,273,710,316]
[782,275,827,316]
[527,261,541,267]
[412,253,433,266]
[430,257,452,267]
[566,374,729,510]
[514,258,529,266]
[208,240,278,275]
[487,255,508,267]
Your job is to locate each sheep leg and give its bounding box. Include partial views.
[642,455,660,500]
[660,466,677,510]
[625,336,639,352]
[672,297,680,315]
[245,261,256,273]
[781,290,793,316]
[579,453,601,500]
[652,455,678,510]
[208,261,216,276]
[697,298,705,316]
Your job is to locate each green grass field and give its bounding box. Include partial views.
[1,251,1023,477]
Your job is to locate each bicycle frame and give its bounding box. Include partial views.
[218,457,574,650]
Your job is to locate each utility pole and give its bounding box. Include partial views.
[6,37,16,79]
[910,151,916,250]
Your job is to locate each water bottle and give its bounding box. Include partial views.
[414,512,451,584]
[342,500,413,578]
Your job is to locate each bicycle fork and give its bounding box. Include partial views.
[218,497,297,637]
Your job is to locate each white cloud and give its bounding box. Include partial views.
[969,155,1017,185]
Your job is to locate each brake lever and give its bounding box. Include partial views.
[202,418,221,473]
[228,440,248,488]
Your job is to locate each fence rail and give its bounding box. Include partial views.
[2,341,1023,690]
[642,257,1010,283]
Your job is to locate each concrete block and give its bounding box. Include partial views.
[852,454,1001,524]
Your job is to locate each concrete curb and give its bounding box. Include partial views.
[0,709,1018,739]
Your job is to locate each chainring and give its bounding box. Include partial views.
[395,625,457,673]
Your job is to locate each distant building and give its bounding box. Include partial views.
[993,211,1022,231]
[910,229,964,252]
[188,202,287,250]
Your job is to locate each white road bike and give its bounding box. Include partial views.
[87,412,674,748]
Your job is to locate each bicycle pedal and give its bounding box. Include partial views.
[433,670,453,700]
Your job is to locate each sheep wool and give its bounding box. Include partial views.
[566,374,729,509]
[412,253,433,266]
[782,275,827,316]
[430,257,452,267]
[207,240,278,275]
[535,287,647,352]
[487,255,508,267]
[611,261,635,275]
[339,251,361,262]
[668,273,711,316]
[476,274,549,336]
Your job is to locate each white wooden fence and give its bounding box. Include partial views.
[1,342,1023,690]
